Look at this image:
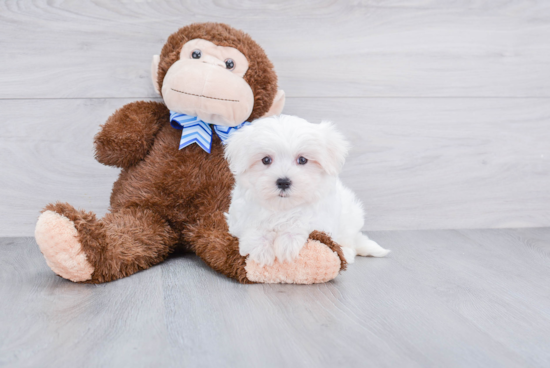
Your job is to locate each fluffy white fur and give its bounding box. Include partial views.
[224,114,390,266]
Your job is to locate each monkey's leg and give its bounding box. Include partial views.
[35,203,177,283]
[186,213,347,284]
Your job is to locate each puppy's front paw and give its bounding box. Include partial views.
[239,231,277,266]
[274,232,308,263]
[248,244,276,266]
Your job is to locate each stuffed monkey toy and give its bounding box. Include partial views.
[35,22,347,284]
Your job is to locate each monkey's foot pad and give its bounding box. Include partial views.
[35,211,94,282]
[245,239,341,284]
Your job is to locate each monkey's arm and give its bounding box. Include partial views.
[94,101,169,169]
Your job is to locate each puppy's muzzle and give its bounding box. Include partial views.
[276,177,292,191]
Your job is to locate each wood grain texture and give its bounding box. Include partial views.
[285,98,550,231]
[1,2,549,367]
[1,228,550,367]
[1,97,548,236]
[1,0,550,98]
[0,99,121,237]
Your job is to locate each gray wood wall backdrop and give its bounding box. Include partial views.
[1,0,549,236]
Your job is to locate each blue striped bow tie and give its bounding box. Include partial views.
[170,111,250,153]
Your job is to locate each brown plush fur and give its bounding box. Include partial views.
[43,202,176,283]
[94,101,169,169]
[40,23,345,284]
[157,22,278,121]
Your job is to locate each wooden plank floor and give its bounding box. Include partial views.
[1,2,549,366]
[1,228,549,367]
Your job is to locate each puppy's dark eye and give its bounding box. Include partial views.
[191,50,202,59]
[262,156,272,165]
[297,156,308,165]
[225,58,235,70]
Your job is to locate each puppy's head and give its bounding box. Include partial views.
[225,114,350,210]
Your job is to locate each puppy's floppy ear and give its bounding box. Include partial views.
[224,125,254,175]
[318,121,351,176]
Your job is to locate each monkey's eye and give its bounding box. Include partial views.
[191,50,202,59]
[225,58,235,70]
[262,156,272,165]
[297,156,308,165]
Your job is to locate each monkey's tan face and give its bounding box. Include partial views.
[162,39,254,126]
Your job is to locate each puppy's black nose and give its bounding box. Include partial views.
[276,177,292,190]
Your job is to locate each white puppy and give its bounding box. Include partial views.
[224,114,389,266]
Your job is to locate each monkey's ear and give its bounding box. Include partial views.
[262,90,285,117]
[151,55,161,95]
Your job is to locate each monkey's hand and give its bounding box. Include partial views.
[94,101,169,169]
